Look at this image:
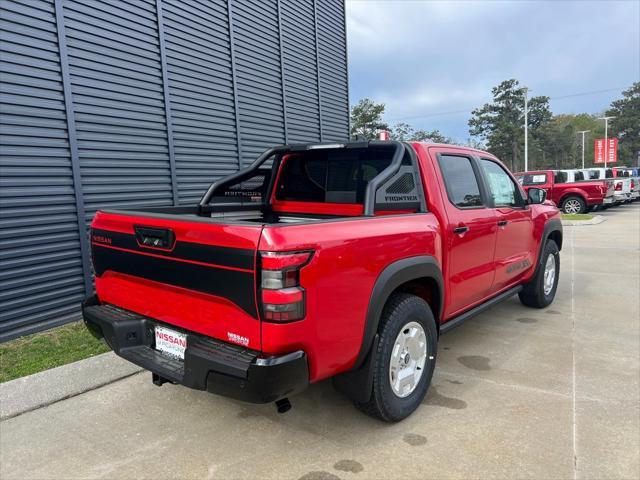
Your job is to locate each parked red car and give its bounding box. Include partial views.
[83,141,562,421]
[515,169,613,214]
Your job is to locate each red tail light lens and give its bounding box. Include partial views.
[615,182,622,191]
[260,251,313,322]
[631,180,635,189]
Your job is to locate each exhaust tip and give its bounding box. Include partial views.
[275,398,291,414]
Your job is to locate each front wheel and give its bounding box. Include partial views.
[519,240,560,308]
[355,294,437,422]
[561,196,586,214]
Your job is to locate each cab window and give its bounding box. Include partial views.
[480,159,523,208]
[437,155,483,208]
[519,173,547,185]
[554,171,568,183]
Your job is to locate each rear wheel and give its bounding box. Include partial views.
[519,240,560,308]
[355,294,437,422]
[561,196,586,214]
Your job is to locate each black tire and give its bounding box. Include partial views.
[561,196,586,214]
[519,240,560,308]
[355,294,437,422]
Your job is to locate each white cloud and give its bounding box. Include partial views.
[345,0,640,139]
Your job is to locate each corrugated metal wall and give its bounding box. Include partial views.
[0,0,349,341]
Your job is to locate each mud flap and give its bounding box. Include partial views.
[332,334,379,403]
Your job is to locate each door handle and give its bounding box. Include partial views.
[497,220,509,227]
[453,226,469,235]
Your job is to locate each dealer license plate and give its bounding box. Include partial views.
[154,326,187,360]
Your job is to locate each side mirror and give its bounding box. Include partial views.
[527,187,547,205]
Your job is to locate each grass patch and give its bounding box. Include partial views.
[561,213,594,221]
[0,321,109,383]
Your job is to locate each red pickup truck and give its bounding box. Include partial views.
[83,141,562,421]
[514,169,613,214]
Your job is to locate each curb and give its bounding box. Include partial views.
[561,215,607,226]
[0,352,143,421]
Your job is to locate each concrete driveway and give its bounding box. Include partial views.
[1,204,638,480]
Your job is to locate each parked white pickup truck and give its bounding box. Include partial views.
[587,168,631,204]
[614,167,639,201]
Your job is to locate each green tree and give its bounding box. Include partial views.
[389,122,414,141]
[350,98,388,139]
[469,79,551,171]
[464,137,485,149]
[390,122,454,143]
[606,82,640,166]
[535,114,604,169]
[412,129,453,144]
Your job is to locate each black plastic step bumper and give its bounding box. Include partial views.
[82,296,308,403]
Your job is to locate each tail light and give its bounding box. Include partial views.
[631,179,635,189]
[260,251,313,322]
[615,182,622,191]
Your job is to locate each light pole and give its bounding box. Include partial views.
[524,87,529,172]
[577,130,590,169]
[598,116,615,168]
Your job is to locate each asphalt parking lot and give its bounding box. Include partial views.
[1,203,638,480]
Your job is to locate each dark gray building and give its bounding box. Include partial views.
[0,0,349,341]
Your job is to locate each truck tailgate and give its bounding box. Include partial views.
[90,211,263,350]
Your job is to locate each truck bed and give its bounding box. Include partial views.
[102,205,348,226]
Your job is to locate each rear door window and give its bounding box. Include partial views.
[437,155,483,208]
[554,171,568,183]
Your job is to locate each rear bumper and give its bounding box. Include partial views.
[602,197,614,205]
[82,296,308,403]
[614,193,631,202]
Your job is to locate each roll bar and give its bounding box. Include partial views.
[199,145,289,208]
[198,140,406,217]
[362,140,405,215]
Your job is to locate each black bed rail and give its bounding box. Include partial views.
[198,140,407,217]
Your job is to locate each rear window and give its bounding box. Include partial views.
[518,173,548,185]
[274,146,412,204]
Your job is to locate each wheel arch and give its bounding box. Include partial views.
[558,192,586,209]
[533,218,563,278]
[353,255,443,370]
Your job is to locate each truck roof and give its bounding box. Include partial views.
[412,142,494,158]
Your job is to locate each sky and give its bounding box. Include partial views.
[345,0,640,141]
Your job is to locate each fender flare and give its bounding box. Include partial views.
[532,218,563,277]
[558,191,586,207]
[354,255,443,370]
[332,256,443,403]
